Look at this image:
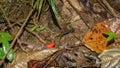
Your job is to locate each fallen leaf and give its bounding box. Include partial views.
[28,60,45,68]
[82,16,120,53]
[6,48,59,68]
[28,46,99,68]
[98,45,120,68]
[82,20,111,53]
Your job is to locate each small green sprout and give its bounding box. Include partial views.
[103,32,115,42]
[29,25,45,32]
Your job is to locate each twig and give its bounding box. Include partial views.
[0,5,12,28]
[96,0,113,16]
[102,0,117,17]
[0,1,37,65]
[17,23,46,44]
[17,39,28,52]
[3,19,46,44]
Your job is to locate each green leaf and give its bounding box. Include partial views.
[31,25,38,31]
[2,38,14,61]
[49,0,57,15]
[37,0,44,15]
[29,25,45,32]
[2,39,10,54]
[0,32,14,61]
[0,47,14,61]
[48,0,62,29]
[7,49,14,61]
[103,32,115,42]
[0,32,12,42]
[35,26,45,31]
[0,48,4,59]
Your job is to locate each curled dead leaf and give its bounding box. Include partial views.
[98,45,120,68]
[6,48,59,68]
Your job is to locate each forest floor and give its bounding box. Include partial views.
[0,0,120,68]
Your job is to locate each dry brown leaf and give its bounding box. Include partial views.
[82,20,111,53]
[82,16,120,53]
[6,48,59,68]
[27,46,99,68]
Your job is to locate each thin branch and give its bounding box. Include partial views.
[0,5,12,28]
[4,19,46,44]
[17,39,28,52]
[102,0,117,17]
[96,0,113,16]
[17,23,46,44]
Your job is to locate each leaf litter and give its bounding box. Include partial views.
[1,0,120,68]
[6,48,59,68]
